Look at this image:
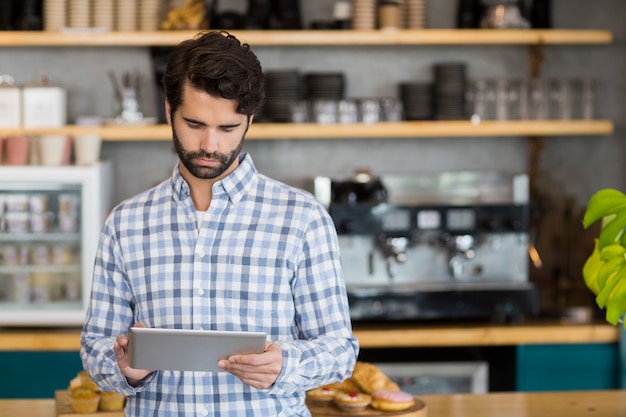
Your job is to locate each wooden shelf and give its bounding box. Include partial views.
[0,29,613,47]
[0,120,614,141]
[353,322,620,348]
[0,322,618,351]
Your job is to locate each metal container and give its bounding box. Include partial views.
[0,75,21,128]
[22,77,67,128]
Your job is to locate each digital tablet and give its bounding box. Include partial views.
[128,327,267,373]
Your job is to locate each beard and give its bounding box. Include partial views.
[171,119,245,180]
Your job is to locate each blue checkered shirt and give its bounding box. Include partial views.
[80,153,358,416]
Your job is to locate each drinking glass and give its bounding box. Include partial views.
[528,78,549,120]
[549,78,572,120]
[469,79,495,121]
[337,100,359,124]
[581,79,595,120]
[312,100,337,124]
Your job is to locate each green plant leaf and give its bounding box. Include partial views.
[583,189,626,228]
[583,240,601,294]
[605,276,626,325]
[596,254,624,290]
[583,239,602,295]
[598,216,626,249]
[583,189,626,250]
[596,262,626,308]
[582,189,626,327]
[593,243,626,296]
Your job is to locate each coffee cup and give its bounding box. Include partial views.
[73,134,102,165]
[5,136,30,165]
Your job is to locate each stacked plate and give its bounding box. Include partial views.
[433,62,467,120]
[245,0,272,29]
[273,0,303,29]
[305,73,346,100]
[405,0,426,29]
[68,0,91,28]
[93,0,115,31]
[139,0,162,31]
[0,0,12,29]
[43,0,66,31]
[351,0,376,30]
[117,0,137,31]
[264,70,305,123]
[399,82,433,120]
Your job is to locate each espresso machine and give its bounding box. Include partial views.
[314,170,538,323]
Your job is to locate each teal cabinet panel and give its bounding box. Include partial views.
[0,351,83,398]
[516,343,619,391]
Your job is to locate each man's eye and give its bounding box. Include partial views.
[187,122,202,129]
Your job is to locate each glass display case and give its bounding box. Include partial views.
[0,162,112,326]
[375,361,489,394]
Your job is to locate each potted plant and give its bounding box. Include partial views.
[582,188,626,326]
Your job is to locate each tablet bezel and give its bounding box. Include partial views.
[128,327,267,373]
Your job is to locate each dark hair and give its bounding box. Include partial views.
[162,31,265,117]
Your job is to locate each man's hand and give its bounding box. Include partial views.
[113,322,152,386]
[218,341,283,389]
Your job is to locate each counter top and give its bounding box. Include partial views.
[0,321,619,351]
[421,390,626,417]
[2,390,625,417]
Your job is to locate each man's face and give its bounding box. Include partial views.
[167,82,251,181]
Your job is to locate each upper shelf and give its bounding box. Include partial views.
[0,29,613,47]
[0,120,614,141]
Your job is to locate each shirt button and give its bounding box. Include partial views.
[197,251,205,257]
[188,214,195,221]
[201,409,209,416]
[197,288,204,296]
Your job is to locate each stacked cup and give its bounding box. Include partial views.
[117,0,138,31]
[140,0,162,31]
[43,0,66,31]
[405,0,426,29]
[352,0,376,30]
[93,0,116,31]
[68,0,91,29]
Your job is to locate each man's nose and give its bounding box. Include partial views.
[201,129,219,152]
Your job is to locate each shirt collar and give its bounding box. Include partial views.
[170,153,257,204]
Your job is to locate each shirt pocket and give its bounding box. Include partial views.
[217,251,295,332]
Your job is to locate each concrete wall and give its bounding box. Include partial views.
[0,0,623,209]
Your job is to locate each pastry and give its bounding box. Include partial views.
[333,391,372,412]
[370,389,415,412]
[69,370,100,393]
[351,361,398,394]
[70,387,100,413]
[328,378,361,392]
[99,391,126,411]
[306,386,338,402]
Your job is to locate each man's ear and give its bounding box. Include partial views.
[165,101,172,125]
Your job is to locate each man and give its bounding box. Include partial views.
[80,31,359,416]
